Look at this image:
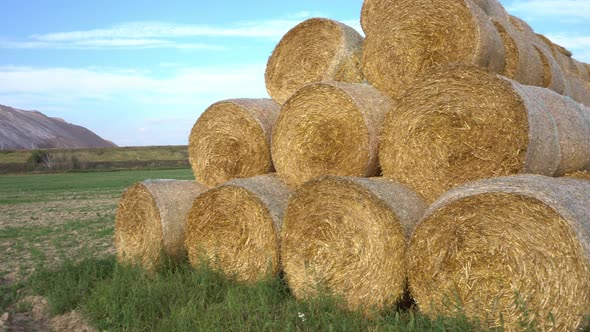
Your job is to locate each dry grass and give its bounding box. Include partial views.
[265,18,364,104]
[188,99,280,188]
[408,175,590,331]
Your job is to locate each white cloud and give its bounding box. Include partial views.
[505,0,590,19]
[0,64,270,146]
[1,12,363,50]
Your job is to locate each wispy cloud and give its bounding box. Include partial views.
[1,11,362,50]
[505,0,590,20]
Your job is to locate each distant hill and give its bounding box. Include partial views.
[0,104,117,150]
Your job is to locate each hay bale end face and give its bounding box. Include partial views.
[265,18,364,104]
[361,0,504,98]
[115,180,207,271]
[379,65,564,202]
[272,81,393,187]
[281,176,427,314]
[408,175,590,331]
[184,174,291,282]
[188,98,280,188]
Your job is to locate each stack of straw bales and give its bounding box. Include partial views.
[361,0,590,105]
[379,65,590,202]
[112,0,590,329]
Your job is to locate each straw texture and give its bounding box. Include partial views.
[265,18,364,104]
[361,0,505,98]
[188,98,280,188]
[184,174,291,282]
[379,65,564,202]
[564,75,590,107]
[492,19,544,86]
[408,175,590,331]
[115,180,207,271]
[272,81,393,187]
[526,86,590,175]
[281,176,427,314]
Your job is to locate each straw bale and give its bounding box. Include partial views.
[526,86,590,175]
[532,44,567,94]
[574,59,590,81]
[379,65,566,202]
[564,170,590,180]
[265,18,364,104]
[184,174,291,282]
[281,176,427,314]
[272,81,393,187]
[564,75,590,107]
[491,20,543,86]
[361,0,505,98]
[471,0,510,20]
[553,48,579,77]
[408,174,590,331]
[115,180,207,272]
[188,98,280,188]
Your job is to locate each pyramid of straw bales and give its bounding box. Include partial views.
[113,0,590,330]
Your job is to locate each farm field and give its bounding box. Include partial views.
[0,169,477,331]
[0,145,190,174]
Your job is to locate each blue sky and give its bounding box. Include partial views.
[1,1,589,146]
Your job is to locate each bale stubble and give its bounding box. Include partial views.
[115,180,207,272]
[184,174,291,282]
[188,98,280,188]
[272,81,393,187]
[408,175,590,331]
[361,0,505,98]
[265,18,364,104]
[281,176,427,314]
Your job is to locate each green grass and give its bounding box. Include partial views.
[0,168,193,204]
[27,257,477,332]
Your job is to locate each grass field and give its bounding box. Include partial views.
[0,168,497,331]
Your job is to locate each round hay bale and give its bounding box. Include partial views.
[361,0,505,98]
[379,65,563,202]
[471,0,510,20]
[115,180,207,272]
[188,98,280,188]
[574,59,590,81]
[553,47,580,77]
[491,19,544,86]
[184,174,291,282]
[265,18,364,104]
[532,44,567,94]
[408,175,590,331]
[271,81,393,187]
[565,75,590,107]
[281,176,427,314]
[526,86,590,175]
